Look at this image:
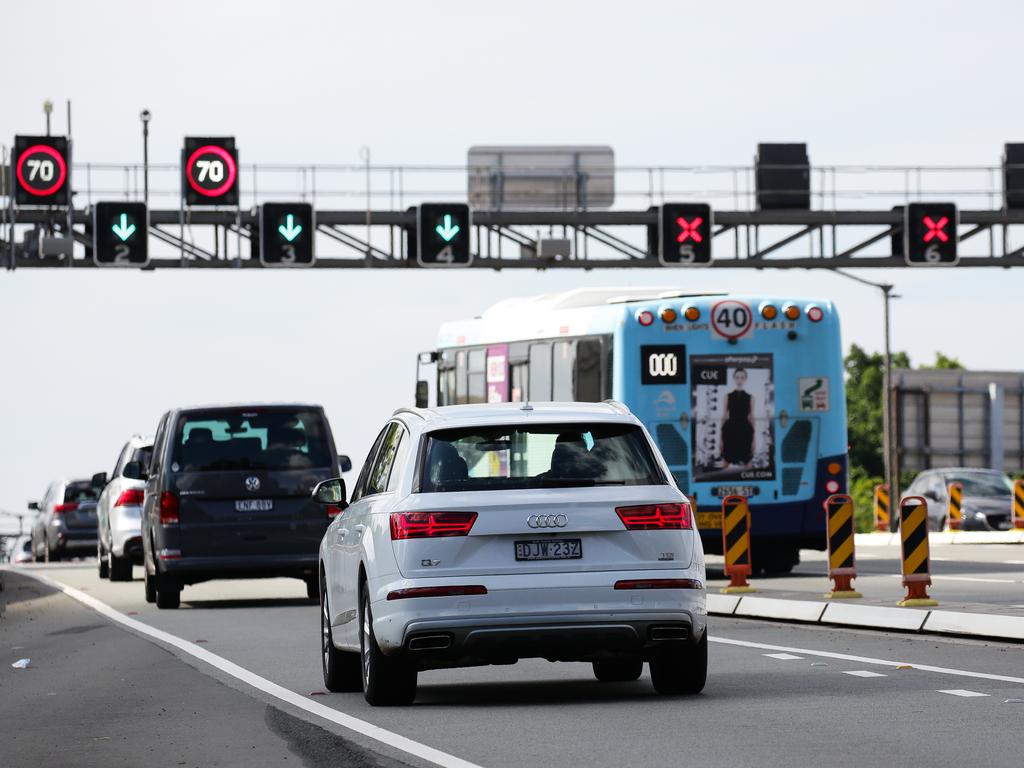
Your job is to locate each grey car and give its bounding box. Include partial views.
[29,479,101,561]
[902,468,1014,531]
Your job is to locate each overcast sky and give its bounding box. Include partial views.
[2,0,1023,532]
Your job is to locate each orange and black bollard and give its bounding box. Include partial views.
[946,482,963,531]
[1013,480,1024,530]
[897,496,938,607]
[720,495,756,594]
[823,494,862,599]
[873,483,890,532]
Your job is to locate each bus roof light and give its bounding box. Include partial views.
[637,310,654,326]
[683,306,700,321]
[760,303,778,320]
[783,304,800,320]
[806,305,824,322]
[660,308,677,323]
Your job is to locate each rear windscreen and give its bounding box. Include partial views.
[171,409,332,472]
[419,422,666,493]
[64,481,98,503]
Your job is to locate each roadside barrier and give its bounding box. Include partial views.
[1014,480,1024,530]
[947,482,963,531]
[897,496,938,607]
[720,495,756,594]
[824,494,862,599]
[873,483,890,532]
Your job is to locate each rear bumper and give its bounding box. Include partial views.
[365,568,707,667]
[55,531,98,551]
[157,553,318,584]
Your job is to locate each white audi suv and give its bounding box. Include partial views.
[315,402,707,705]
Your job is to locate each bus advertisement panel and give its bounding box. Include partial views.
[691,354,775,484]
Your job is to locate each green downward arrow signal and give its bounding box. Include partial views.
[278,214,303,242]
[435,214,460,242]
[111,213,136,242]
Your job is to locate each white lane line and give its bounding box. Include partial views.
[938,689,990,698]
[763,653,803,660]
[710,636,1024,685]
[842,670,887,678]
[18,571,482,768]
[887,574,1018,584]
[1005,560,1024,566]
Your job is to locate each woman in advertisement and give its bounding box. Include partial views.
[720,368,755,467]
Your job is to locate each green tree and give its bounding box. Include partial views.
[844,344,910,478]
[922,352,964,370]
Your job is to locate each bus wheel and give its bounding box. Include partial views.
[755,546,799,576]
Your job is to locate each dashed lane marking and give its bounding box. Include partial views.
[842,670,887,678]
[938,689,990,698]
[711,636,1024,685]
[763,653,803,660]
[14,570,483,768]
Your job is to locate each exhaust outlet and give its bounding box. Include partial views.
[649,626,689,641]
[408,634,452,651]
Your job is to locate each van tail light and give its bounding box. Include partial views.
[115,489,146,507]
[53,502,79,515]
[159,492,180,525]
[616,503,693,530]
[390,511,477,540]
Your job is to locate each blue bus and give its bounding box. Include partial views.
[415,288,847,573]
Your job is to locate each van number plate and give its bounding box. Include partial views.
[235,499,273,512]
[514,539,582,561]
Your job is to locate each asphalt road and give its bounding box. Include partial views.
[4,560,1024,768]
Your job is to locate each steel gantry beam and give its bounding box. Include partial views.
[6,207,1024,269]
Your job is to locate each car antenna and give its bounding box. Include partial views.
[521,398,533,411]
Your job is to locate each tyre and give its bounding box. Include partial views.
[305,577,319,603]
[360,588,416,706]
[144,568,157,603]
[109,551,133,582]
[98,542,109,579]
[155,572,181,609]
[321,582,361,692]
[650,632,708,695]
[593,659,643,682]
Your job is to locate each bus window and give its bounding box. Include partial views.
[468,348,486,404]
[528,343,552,401]
[510,362,528,402]
[455,350,468,404]
[576,338,602,402]
[553,341,575,401]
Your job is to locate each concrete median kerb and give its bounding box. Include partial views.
[709,593,1024,643]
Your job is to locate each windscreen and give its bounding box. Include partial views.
[419,422,665,493]
[171,408,332,472]
[64,481,98,503]
[951,473,1012,497]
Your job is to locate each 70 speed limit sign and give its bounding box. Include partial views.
[13,135,71,206]
[182,136,239,206]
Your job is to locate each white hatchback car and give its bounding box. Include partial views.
[315,402,707,705]
[94,435,153,581]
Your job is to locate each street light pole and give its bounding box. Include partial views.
[140,109,152,206]
[43,99,53,135]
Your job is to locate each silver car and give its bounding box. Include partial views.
[315,402,707,706]
[29,479,100,561]
[902,467,1014,531]
[94,435,153,581]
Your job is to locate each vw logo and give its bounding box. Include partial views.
[244,476,261,492]
[527,514,568,529]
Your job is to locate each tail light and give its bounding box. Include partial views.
[616,502,692,530]
[390,511,477,540]
[53,502,79,515]
[387,585,487,600]
[326,504,344,518]
[115,489,145,507]
[159,492,180,525]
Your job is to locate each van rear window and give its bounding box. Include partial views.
[171,409,332,472]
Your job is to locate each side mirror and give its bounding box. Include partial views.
[338,454,353,474]
[27,501,39,511]
[92,471,108,488]
[312,477,348,511]
[415,380,429,408]
[123,461,148,481]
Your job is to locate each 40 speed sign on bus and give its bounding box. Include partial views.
[711,299,753,341]
[13,135,71,206]
[182,137,239,206]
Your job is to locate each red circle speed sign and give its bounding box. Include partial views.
[16,144,68,197]
[185,144,238,198]
[711,299,753,340]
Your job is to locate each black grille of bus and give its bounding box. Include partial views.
[782,467,803,495]
[655,424,689,466]
[781,420,812,463]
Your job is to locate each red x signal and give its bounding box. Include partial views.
[676,216,703,243]
[922,215,949,243]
